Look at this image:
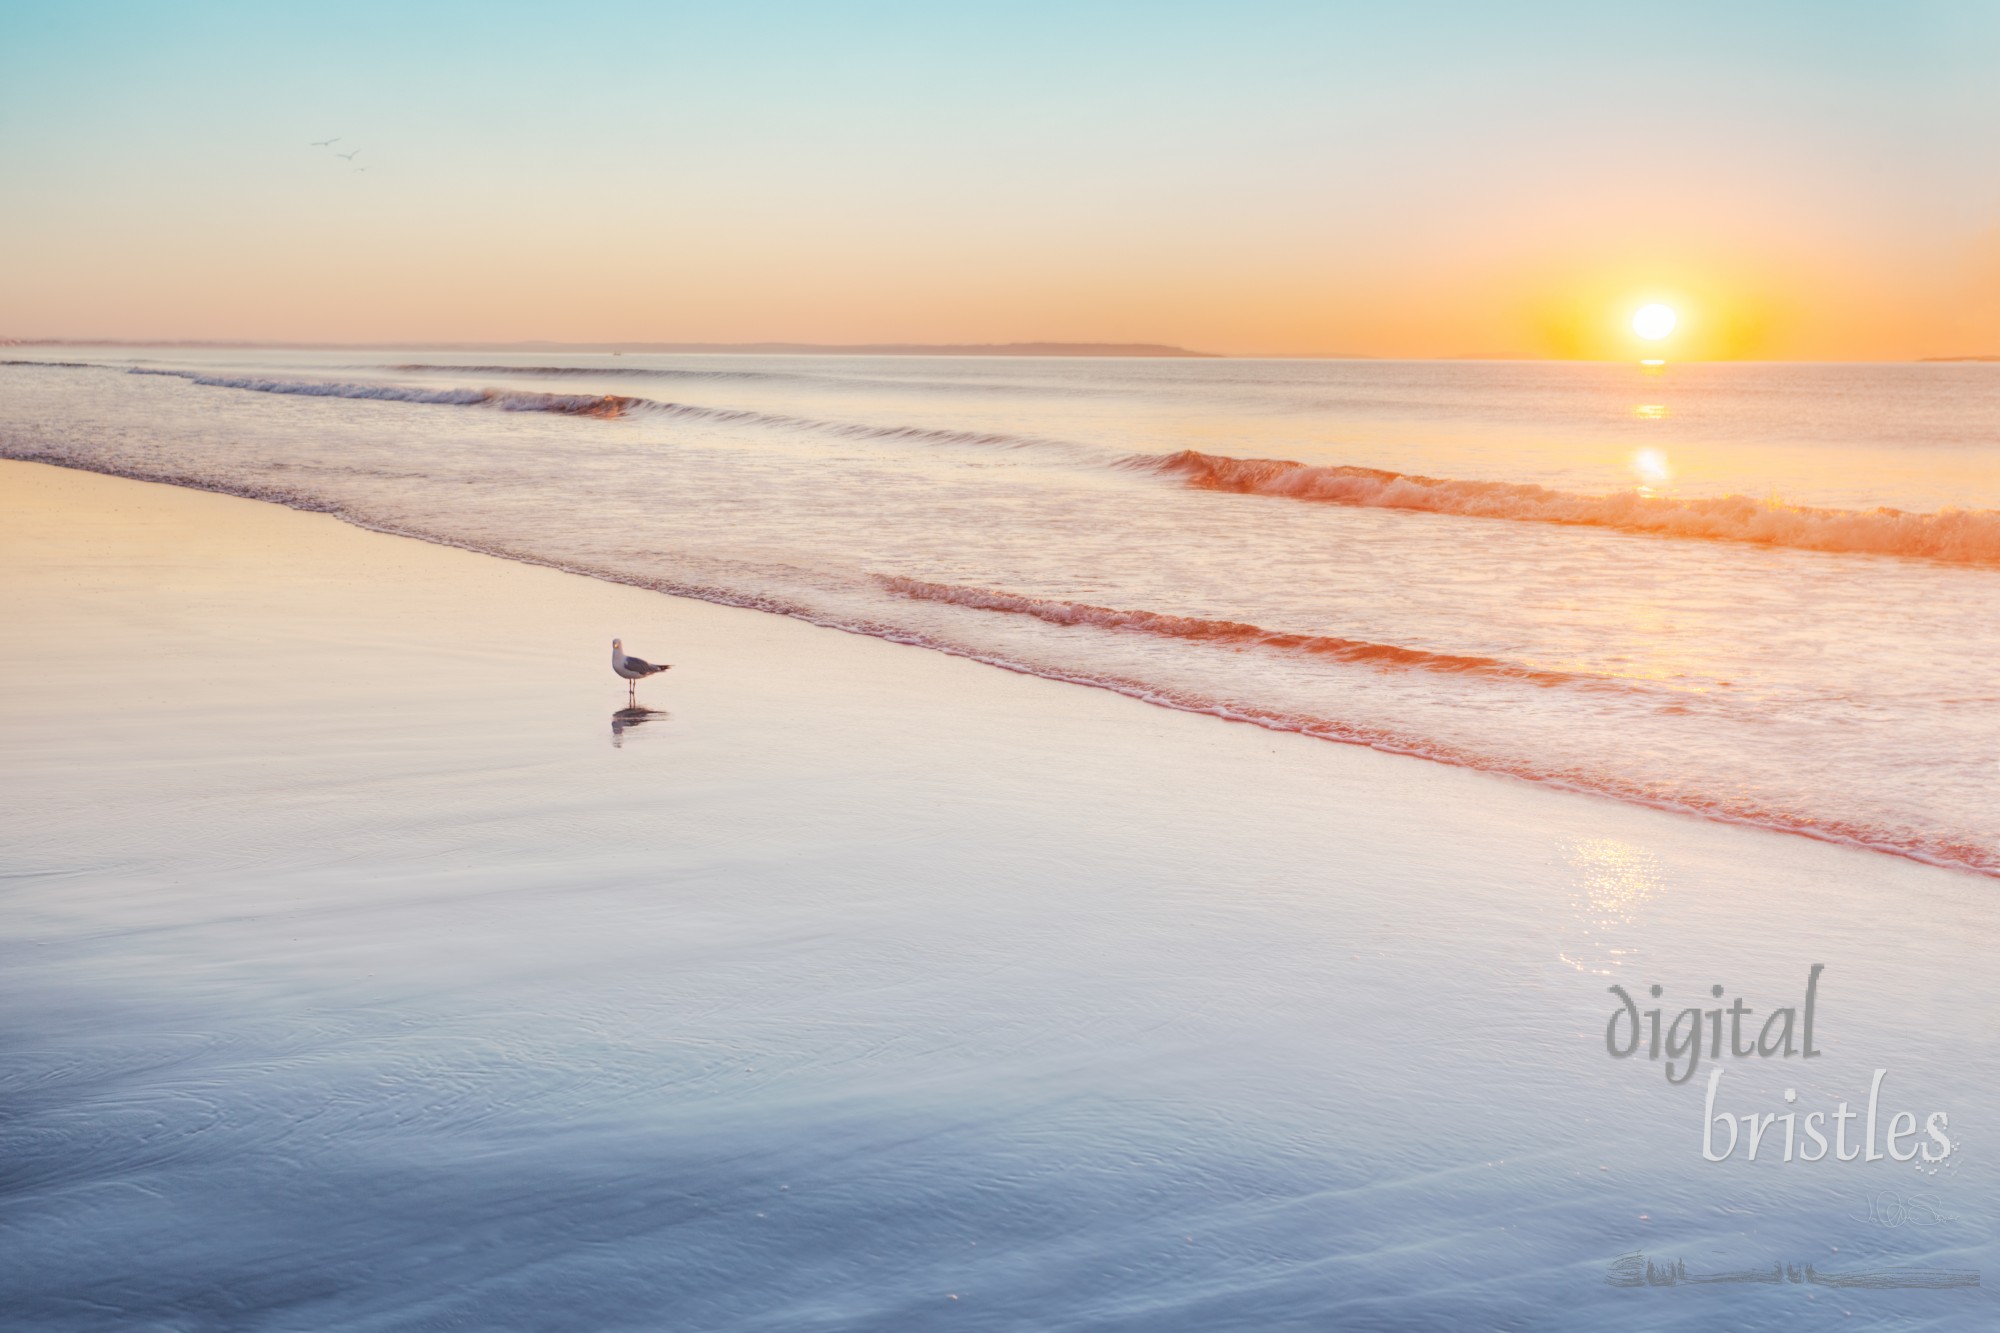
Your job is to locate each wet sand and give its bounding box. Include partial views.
[1,459,1993,1330]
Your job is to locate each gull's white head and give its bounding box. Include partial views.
[612,638,622,649]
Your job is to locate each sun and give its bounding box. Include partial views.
[1632,303,1677,341]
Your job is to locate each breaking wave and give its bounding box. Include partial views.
[129,367,1063,450]
[14,360,2000,568]
[127,368,641,417]
[879,576,1591,688]
[1129,450,2000,565]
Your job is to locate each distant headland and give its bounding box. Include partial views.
[606,341,1220,358]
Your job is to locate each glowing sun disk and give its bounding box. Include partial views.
[1632,304,1677,341]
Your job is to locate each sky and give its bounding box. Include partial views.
[2,1,1998,359]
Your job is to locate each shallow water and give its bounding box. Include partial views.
[0,466,1993,1330]
[6,350,1998,877]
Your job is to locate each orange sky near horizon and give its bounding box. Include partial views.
[3,4,1998,361]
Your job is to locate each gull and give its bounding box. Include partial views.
[611,637,670,704]
[311,137,340,147]
[336,150,361,161]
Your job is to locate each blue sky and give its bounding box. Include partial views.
[3,1,1997,354]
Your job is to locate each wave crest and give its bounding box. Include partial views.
[130,368,1057,448]
[1129,450,2000,565]
[129,369,638,417]
[879,576,1585,687]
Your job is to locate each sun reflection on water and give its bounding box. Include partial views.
[1557,837,1664,975]
[1629,446,1672,497]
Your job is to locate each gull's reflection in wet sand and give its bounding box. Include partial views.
[610,707,669,747]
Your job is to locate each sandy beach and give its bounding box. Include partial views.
[0,458,1991,1329]
[8,4,1997,1325]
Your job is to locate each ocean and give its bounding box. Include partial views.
[4,349,1998,876]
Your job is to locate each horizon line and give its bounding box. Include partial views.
[3,337,1996,364]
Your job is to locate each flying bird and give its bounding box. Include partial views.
[311,137,340,147]
[336,150,360,161]
[611,638,670,705]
